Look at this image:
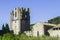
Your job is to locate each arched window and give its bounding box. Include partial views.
[15,12,17,17]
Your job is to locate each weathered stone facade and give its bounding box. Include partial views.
[48,24,60,37]
[10,8,30,35]
[32,22,60,37]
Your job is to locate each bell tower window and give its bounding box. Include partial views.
[25,15,27,18]
[15,12,17,17]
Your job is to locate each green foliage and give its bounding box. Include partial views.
[2,24,10,34]
[5,23,10,33]
[30,24,34,30]
[48,16,60,24]
[2,24,5,31]
[2,24,5,33]
[0,33,59,40]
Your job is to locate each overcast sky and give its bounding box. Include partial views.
[0,0,60,29]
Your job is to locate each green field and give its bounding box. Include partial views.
[0,33,59,40]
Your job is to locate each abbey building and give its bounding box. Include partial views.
[10,7,60,37]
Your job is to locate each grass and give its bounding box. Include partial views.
[0,33,59,40]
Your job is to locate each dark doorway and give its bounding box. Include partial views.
[37,31,39,36]
[44,25,53,36]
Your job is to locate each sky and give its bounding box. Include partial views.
[0,0,60,29]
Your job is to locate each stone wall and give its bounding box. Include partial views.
[10,8,30,35]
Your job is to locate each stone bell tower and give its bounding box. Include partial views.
[10,8,30,35]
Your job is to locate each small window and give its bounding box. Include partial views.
[15,8,17,10]
[59,28,60,30]
[15,21,16,23]
[53,28,55,30]
[15,12,17,17]
[25,15,27,18]
[55,28,58,30]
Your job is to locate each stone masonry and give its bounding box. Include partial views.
[10,8,30,35]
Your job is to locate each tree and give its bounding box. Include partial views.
[2,24,5,33]
[30,24,34,30]
[2,24,5,31]
[48,16,60,24]
[2,24,10,34]
[5,23,10,33]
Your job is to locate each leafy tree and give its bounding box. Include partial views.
[48,16,60,24]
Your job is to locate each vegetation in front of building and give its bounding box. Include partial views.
[0,33,59,40]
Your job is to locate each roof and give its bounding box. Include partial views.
[34,22,57,27]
